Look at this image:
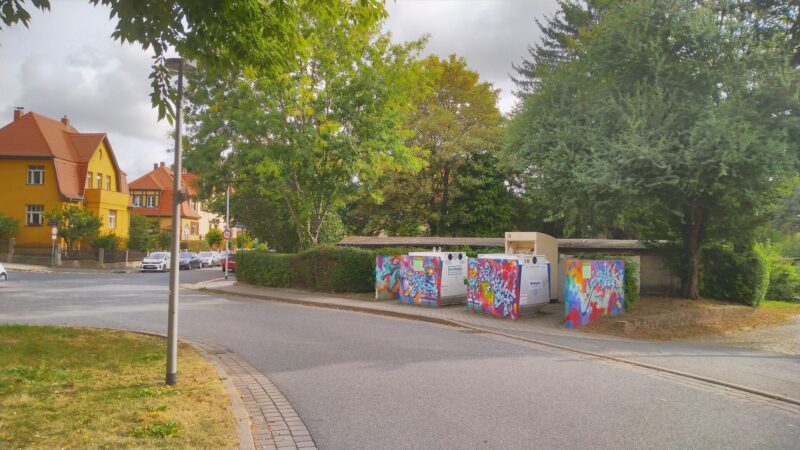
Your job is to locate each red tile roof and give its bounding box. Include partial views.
[0,111,128,199]
[129,164,201,219]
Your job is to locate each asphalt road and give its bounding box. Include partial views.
[1,270,799,449]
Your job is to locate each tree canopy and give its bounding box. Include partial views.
[183,13,427,248]
[504,0,800,298]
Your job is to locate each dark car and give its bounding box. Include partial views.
[221,252,235,272]
[179,252,202,270]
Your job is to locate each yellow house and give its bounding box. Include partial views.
[129,162,202,241]
[0,109,130,246]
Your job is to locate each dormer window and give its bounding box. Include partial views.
[27,166,44,185]
[146,195,156,208]
[133,195,142,207]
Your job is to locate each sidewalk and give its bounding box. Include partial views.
[3,263,132,274]
[190,279,800,404]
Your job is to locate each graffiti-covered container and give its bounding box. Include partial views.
[467,254,551,320]
[375,255,403,300]
[564,260,625,328]
[400,252,468,307]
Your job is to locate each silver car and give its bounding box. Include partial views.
[0,262,7,282]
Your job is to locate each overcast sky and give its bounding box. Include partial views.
[0,0,558,180]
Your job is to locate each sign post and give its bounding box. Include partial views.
[222,228,232,280]
[50,225,58,267]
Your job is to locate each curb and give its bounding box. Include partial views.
[197,286,800,409]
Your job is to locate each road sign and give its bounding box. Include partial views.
[222,229,233,240]
[48,220,59,226]
[50,226,58,237]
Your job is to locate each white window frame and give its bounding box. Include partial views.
[96,173,102,189]
[105,175,111,191]
[133,195,141,207]
[109,210,117,229]
[146,195,156,208]
[27,166,44,185]
[26,204,43,225]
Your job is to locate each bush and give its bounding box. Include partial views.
[237,246,376,292]
[761,243,800,302]
[701,244,769,306]
[0,212,19,239]
[92,233,121,251]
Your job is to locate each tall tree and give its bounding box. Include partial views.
[184,14,426,248]
[504,0,800,298]
[511,1,604,97]
[2,0,386,119]
[348,55,506,237]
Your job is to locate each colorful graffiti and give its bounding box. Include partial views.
[375,255,403,300]
[400,255,441,307]
[564,260,625,328]
[467,258,521,320]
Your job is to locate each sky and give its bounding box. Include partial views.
[0,0,558,180]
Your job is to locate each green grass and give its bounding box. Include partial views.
[761,300,800,309]
[0,325,237,449]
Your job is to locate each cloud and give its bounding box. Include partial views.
[384,0,559,113]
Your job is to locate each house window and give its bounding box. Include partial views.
[106,175,111,190]
[146,195,156,208]
[133,195,141,207]
[191,200,198,211]
[109,210,116,229]
[27,166,44,185]
[86,172,93,189]
[190,221,199,235]
[96,173,102,189]
[26,205,43,226]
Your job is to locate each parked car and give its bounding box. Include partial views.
[221,252,235,272]
[197,251,217,267]
[179,252,202,270]
[141,252,171,272]
[0,262,7,282]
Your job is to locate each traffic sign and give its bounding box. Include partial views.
[51,226,58,236]
[222,229,233,240]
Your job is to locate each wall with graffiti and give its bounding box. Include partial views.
[467,258,521,320]
[400,255,441,307]
[375,255,403,300]
[564,260,625,328]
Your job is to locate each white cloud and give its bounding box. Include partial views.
[0,0,559,180]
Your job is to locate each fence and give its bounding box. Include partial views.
[14,244,54,257]
[61,248,98,261]
[127,250,147,262]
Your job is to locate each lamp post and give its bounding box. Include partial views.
[164,57,196,386]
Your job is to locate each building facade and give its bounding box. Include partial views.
[129,162,224,242]
[0,109,130,246]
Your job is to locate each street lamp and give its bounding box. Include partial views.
[164,57,196,386]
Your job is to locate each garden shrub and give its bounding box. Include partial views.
[760,243,800,302]
[701,244,769,306]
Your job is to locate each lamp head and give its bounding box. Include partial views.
[165,57,197,73]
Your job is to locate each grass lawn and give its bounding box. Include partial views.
[581,297,800,340]
[0,325,238,449]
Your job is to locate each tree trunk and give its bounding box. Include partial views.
[681,206,704,299]
[439,166,450,234]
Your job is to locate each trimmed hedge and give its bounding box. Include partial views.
[701,245,769,307]
[236,246,376,292]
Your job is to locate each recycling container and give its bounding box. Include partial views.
[400,251,468,307]
[467,254,551,320]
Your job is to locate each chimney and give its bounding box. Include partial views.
[61,115,70,126]
[13,107,24,121]
[159,162,166,168]
[153,163,158,170]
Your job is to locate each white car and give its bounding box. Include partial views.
[197,251,217,267]
[0,262,7,282]
[141,252,171,272]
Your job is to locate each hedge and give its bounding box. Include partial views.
[236,246,375,292]
[701,245,769,307]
